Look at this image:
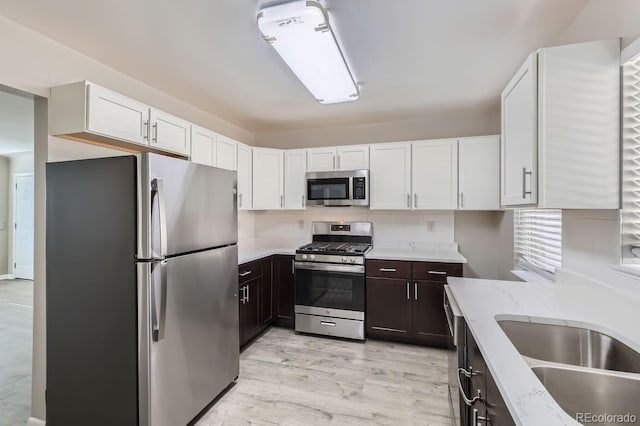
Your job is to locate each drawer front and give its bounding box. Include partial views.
[366,260,412,279]
[412,262,462,282]
[295,313,364,340]
[238,259,262,283]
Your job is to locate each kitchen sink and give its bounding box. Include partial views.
[532,365,640,425]
[497,319,640,374]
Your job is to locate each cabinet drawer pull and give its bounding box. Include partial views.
[522,167,532,199]
[371,326,407,333]
[239,271,252,277]
[406,282,410,300]
[379,268,397,272]
[320,321,336,327]
[428,270,447,275]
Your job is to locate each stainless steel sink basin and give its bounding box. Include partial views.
[498,320,640,374]
[532,365,640,425]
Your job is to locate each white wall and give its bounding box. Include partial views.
[254,105,500,148]
[252,209,455,247]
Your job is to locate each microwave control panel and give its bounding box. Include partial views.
[353,177,367,200]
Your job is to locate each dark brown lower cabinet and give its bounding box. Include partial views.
[466,326,515,426]
[366,278,412,337]
[274,255,295,328]
[261,257,274,325]
[239,276,261,347]
[366,260,461,346]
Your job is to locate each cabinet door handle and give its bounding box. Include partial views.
[414,282,418,300]
[406,282,410,300]
[291,258,295,275]
[337,155,340,170]
[240,285,246,304]
[332,155,336,170]
[473,408,489,426]
[457,368,480,406]
[380,268,396,272]
[302,195,305,208]
[406,193,411,208]
[246,284,250,303]
[152,122,158,143]
[239,193,243,208]
[522,167,532,199]
[239,270,252,277]
[142,120,149,140]
[414,193,418,208]
[428,270,447,275]
[280,195,283,208]
[460,192,464,208]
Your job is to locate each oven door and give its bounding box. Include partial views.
[294,262,365,316]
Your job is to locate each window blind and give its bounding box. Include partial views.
[514,209,562,280]
[622,58,640,263]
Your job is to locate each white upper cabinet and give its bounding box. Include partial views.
[216,135,237,171]
[253,148,284,210]
[237,142,253,210]
[370,142,412,210]
[336,145,369,170]
[501,53,537,207]
[284,149,308,210]
[501,39,620,209]
[459,136,500,210]
[411,139,458,210]
[86,84,150,146]
[307,147,337,172]
[149,109,191,156]
[190,125,216,167]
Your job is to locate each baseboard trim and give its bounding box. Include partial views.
[0,274,15,280]
[27,417,45,426]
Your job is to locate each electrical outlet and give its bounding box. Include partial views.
[298,220,305,230]
[427,221,436,233]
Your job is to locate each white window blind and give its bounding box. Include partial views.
[622,58,640,263]
[514,209,562,280]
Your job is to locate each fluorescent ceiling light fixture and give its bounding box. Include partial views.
[257,1,359,104]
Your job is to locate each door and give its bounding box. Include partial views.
[150,109,191,156]
[252,148,284,210]
[411,139,458,210]
[370,142,412,209]
[366,278,412,337]
[144,153,237,259]
[284,149,307,209]
[411,280,449,340]
[501,53,537,207]
[459,136,500,210]
[241,276,262,345]
[216,135,237,171]
[86,83,150,146]
[275,256,295,328]
[307,147,337,171]
[337,145,369,170]
[190,125,216,167]
[14,174,34,280]
[237,142,253,210]
[148,245,239,426]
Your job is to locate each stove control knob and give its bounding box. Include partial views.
[350,258,356,264]
[301,254,308,260]
[310,255,316,260]
[341,256,348,263]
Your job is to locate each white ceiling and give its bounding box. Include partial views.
[0,0,588,132]
[0,89,33,154]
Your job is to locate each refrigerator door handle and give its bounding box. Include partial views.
[151,178,168,259]
[151,260,168,342]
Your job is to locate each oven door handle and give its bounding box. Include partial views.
[294,261,364,274]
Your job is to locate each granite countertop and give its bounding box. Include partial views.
[238,239,467,265]
[447,273,640,426]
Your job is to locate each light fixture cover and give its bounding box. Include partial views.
[257,1,359,104]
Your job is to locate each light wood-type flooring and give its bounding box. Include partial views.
[0,279,33,426]
[197,327,451,425]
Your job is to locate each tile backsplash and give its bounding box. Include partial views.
[245,208,454,246]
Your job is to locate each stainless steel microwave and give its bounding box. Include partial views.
[305,170,369,207]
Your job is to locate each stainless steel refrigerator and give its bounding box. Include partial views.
[46,153,239,426]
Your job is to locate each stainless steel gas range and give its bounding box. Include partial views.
[294,221,373,340]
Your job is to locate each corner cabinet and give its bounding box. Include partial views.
[501,39,620,209]
[411,139,458,210]
[459,136,500,210]
[252,148,284,210]
[284,149,307,210]
[237,142,253,210]
[50,81,191,157]
[370,142,412,209]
